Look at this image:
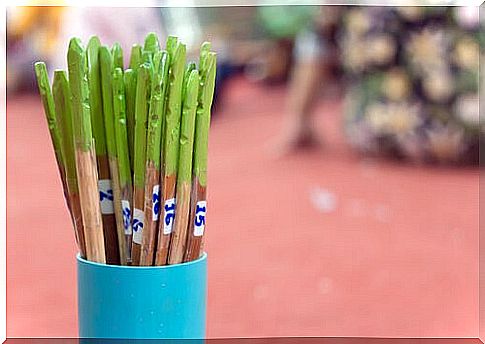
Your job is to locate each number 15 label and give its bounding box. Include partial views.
[194,201,207,237]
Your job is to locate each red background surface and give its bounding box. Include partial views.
[7,78,479,337]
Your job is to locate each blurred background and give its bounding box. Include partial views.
[6,4,482,338]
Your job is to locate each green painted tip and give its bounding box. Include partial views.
[67,37,94,151]
[112,42,124,70]
[99,45,117,158]
[34,61,65,167]
[163,42,186,176]
[146,50,169,169]
[129,44,142,71]
[177,69,199,184]
[112,67,132,187]
[87,36,107,156]
[123,68,137,170]
[143,32,160,56]
[133,64,151,188]
[53,69,77,190]
[193,51,217,186]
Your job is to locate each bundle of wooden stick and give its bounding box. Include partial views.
[35,33,216,266]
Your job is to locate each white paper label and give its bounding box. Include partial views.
[163,198,176,235]
[132,208,145,244]
[194,200,207,237]
[152,184,160,221]
[121,200,132,235]
[98,179,114,214]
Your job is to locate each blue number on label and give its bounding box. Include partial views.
[100,189,113,202]
[164,202,175,226]
[122,206,131,230]
[195,204,206,227]
[152,189,160,218]
[133,219,143,233]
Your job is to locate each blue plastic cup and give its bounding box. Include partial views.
[77,253,207,339]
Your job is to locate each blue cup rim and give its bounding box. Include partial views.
[77,252,207,270]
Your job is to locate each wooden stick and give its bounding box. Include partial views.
[67,37,105,263]
[35,62,87,257]
[131,63,151,265]
[139,51,170,266]
[87,36,121,265]
[167,69,199,265]
[34,62,70,209]
[112,67,133,265]
[52,69,87,259]
[99,45,127,265]
[154,38,186,265]
[185,46,217,262]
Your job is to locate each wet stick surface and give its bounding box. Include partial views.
[155,39,186,265]
[185,46,217,262]
[51,68,87,257]
[68,37,105,263]
[131,64,152,265]
[168,69,199,265]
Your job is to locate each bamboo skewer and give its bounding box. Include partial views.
[167,68,199,265]
[87,36,120,265]
[52,69,87,258]
[99,45,127,265]
[139,51,170,266]
[67,37,106,263]
[185,47,217,262]
[154,39,186,265]
[131,64,152,265]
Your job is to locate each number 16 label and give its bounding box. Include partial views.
[152,185,160,221]
[163,198,176,235]
[194,201,207,237]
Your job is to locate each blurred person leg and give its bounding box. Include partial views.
[269,28,325,156]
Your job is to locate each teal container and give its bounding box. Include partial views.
[77,253,207,339]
